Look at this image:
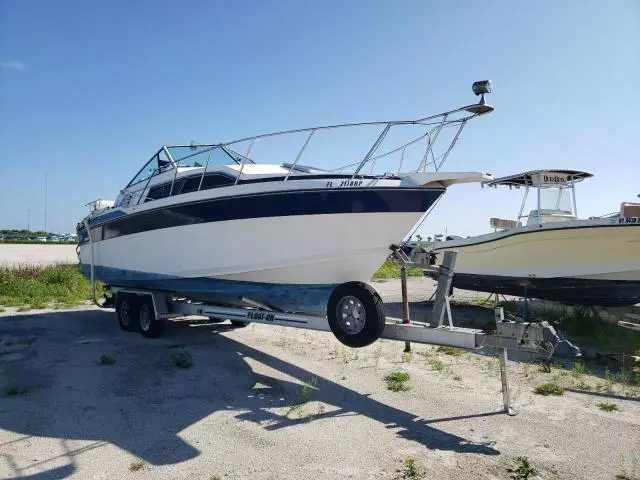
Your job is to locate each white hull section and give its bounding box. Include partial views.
[79,212,423,285]
[433,222,640,281]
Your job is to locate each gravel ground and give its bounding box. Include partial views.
[1,282,639,480]
[0,244,78,267]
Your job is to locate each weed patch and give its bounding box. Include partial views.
[100,354,116,365]
[385,370,411,391]
[6,387,28,396]
[428,358,446,372]
[512,456,538,479]
[436,346,463,356]
[287,377,318,416]
[129,460,145,471]
[571,362,585,377]
[534,382,564,396]
[401,457,426,479]
[171,351,194,369]
[597,402,619,412]
[573,380,592,391]
[372,260,423,280]
[0,263,103,308]
[537,304,640,354]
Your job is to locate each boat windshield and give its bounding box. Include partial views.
[127,145,251,187]
[539,186,574,215]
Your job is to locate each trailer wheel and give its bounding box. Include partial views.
[327,282,386,348]
[138,296,166,338]
[116,294,139,332]
[229,320,248,328]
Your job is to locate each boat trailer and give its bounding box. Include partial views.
[93,250,579,416]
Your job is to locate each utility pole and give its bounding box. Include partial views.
[44,172,48,234]
[27,209,31,231]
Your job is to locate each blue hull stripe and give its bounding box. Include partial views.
[85,187,443,241]
[83,265,335,314]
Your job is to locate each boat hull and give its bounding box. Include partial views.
[440,273,640,307]
[79,186,444,313]
[430,222,640,307]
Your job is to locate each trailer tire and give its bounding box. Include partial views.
[327,282,386,348]
[230,320,248,328]
[116,294,139,332]
[138,296,165,338]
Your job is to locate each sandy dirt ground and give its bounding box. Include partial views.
[1,284,639,480]
[0,244,78,268]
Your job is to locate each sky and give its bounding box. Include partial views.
[1,0,639,236]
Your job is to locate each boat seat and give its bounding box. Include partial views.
[490,218,519,230]
[525,209,576,226]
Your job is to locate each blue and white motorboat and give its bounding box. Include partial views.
[77,82,495,318]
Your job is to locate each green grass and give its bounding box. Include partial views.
[0,263,102,308]
[372,260,423,280]
[0,240,77,245]
[427,358,446,372]
[6,387,28,396]
[287,376,318,416]
[571,362,585,378]
[171,351,194,369]
[574,380,592,391]
[436,346,464,356]
[534,382,564,396]
[384,370,411,391]
[536,305,640,355]
[100,354,116,365]
[296,377,318,405]
[401,457,426,479]
[597,402,619,412]
[129,460,145,471]
[513,456,538,479]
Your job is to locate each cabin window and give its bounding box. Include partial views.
[145,183,173,202]
[180,176,203,194]
[143,174,234,202]
[179,173,234,194]
[201,173,235,190]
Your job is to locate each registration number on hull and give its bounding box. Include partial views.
[325,180,363,188]
[619,217,640,224]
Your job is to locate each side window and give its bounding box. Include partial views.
[179,176,202,194]
[201,174,234,190]
[178,173,234,194]
[145,183,172,202]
